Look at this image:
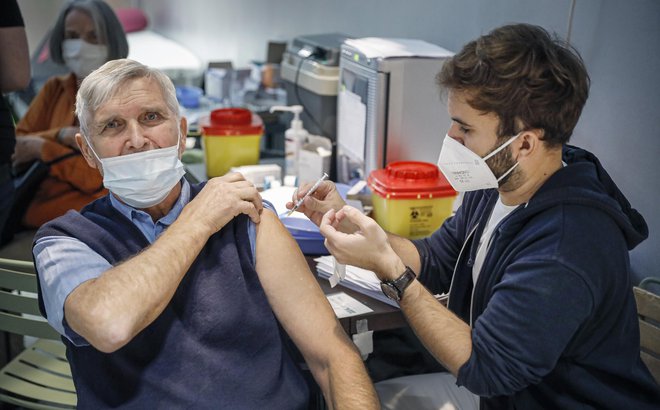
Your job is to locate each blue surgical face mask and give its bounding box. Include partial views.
[84,132,186,208]
[436,132,520,192]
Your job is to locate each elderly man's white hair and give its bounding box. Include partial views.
[75,59,181,139]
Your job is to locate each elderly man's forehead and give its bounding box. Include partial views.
[97,77,169,109]
[91,84,170,127]
[113,76,159,97]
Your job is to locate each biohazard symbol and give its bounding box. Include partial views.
[411,209,419,220]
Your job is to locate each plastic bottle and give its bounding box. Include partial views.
[269,105,309,179]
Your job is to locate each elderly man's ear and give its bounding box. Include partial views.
[76,133,98,169]
[178,117,188,156]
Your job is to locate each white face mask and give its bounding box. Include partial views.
[84,132,186,208]
[62,39,108,79]
[436,132,520,192]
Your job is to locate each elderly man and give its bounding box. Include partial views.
[292,24,660,409]
[33,58,378,409]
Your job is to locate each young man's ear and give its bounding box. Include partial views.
[76,133,98,169]
[516,128,545,159]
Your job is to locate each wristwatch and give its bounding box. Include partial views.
[380,266,416,302]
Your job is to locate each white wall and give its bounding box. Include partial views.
[19,0,66,56]
[141,0,582,68]
[573,0,660,280]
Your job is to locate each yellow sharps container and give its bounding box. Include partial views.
[367,161,457,239]
[200,108,263,177]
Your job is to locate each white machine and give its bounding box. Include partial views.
[336,38,454,183]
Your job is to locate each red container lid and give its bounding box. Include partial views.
[200,108,263,136]
[367,161,456,199]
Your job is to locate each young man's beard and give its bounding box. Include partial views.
[486,140,522,192]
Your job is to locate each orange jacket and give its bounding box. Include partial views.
[16,73,106,228]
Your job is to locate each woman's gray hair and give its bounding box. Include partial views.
[49,0,129,64]
[76,59,180,138]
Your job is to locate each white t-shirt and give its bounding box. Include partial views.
[472,163,566,287]
[472,196,518,286]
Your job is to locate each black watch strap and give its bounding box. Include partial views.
[380,266,416,302]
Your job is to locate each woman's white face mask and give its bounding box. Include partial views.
[62,39,108,79]
[436,132,521,192]
[84,132,186,208]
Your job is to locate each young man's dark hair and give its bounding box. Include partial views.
[438,23,590,146]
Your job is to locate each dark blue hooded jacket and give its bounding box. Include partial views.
[413,145,660,409]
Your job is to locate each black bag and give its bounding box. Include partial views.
[0,160,49,246]
[0,151,78,246]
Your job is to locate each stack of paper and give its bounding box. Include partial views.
[315,256,399,308]
[326,292,374,319]
[316,256,449,309]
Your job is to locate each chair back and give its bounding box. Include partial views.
[634,281,660,384]
[0,258,35,273]
[0,258,60,340]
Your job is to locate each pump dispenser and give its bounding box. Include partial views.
[269,105,309,178]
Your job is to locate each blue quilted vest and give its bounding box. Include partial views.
[34,183,309,409]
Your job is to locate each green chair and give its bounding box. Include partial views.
[634,277,660,385]
[0,257,76,409]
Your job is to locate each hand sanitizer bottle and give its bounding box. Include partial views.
[269,105,309,180]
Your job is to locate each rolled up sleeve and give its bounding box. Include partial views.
[34,236,112,346]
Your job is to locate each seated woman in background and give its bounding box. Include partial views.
[11,0,128,228]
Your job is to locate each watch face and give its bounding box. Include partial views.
[380,282,401,301]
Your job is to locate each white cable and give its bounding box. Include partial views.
[566,0,577,44]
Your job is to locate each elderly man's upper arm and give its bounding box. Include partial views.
[253,210,380,409]
[253,210,343,361]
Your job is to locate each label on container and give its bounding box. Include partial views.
[408,205,435,238]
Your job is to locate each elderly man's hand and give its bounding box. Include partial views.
[12,135,45,168]
[183,172,263,236]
